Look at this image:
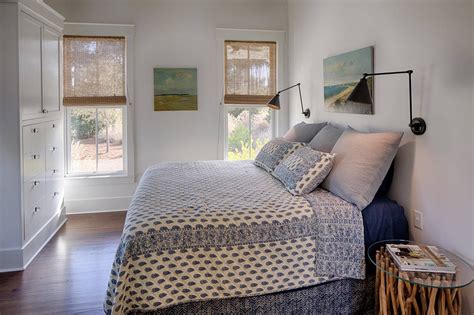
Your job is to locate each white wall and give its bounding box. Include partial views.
[288,0,473,311]
[46,0,288,177]
[44,0,289,212]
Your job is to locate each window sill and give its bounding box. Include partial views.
[65,173,135,187]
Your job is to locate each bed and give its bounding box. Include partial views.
[104,160,407,315]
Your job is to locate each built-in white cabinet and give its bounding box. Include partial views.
[0,0,65,272]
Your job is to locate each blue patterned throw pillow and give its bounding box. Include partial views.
[273,147,335,195]
[254,138,305,173]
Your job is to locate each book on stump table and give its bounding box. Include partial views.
[386,244,456,274]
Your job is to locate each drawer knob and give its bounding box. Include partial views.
[52,124,56,128]
[32,128,40,134]
[32,154,40,160]
[42,109,48,114]
[34,207,40,213]
[53,192,60,197]
[53,169,59,174]
[51,146,58,152]
[33,180,40,186]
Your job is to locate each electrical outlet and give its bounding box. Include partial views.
[414,210,423,230]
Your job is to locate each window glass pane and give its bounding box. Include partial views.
[227,107,271,161]
[70,108,97,173]
[98,108,124,173]
[250,107,271,157]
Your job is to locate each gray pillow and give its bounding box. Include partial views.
[273,147,335,195]
[322,130,403,210]
[254,138,305,173]
[309,124,345,152]
[283,122,327,143]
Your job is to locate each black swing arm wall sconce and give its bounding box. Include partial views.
[347,70,427,135]
[267,83,311,119]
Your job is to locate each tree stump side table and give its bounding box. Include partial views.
[368,240,473,315]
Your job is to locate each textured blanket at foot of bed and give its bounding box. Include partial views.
[130,274,375,315]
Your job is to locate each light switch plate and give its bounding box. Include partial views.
[414,210,423,230]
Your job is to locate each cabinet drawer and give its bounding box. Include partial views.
[46,177,64,215]
[23,151,44,180]
[45,143,63,173]
[45,120,62,147]
[23,124,44,154]
[24,198,46,242]
[24,176,46,208]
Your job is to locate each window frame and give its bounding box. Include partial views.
[216,29,287,160]
[63,23,135,180]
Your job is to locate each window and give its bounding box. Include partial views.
[64,36,127,175]
[224,41,276,160]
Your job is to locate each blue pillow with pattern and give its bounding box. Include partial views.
[254,138,305,173]
[273,147,335,195]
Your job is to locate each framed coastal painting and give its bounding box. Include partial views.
[323,46,374,114]
[154,68,198,111]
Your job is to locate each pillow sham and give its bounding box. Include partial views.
[309,123,345,152]
[273,147,335,195]
[254,138,305,173]
[322,129,403,210]
[283,122,327,143]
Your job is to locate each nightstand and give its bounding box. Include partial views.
[367,240,473,315]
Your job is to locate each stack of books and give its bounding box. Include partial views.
[386,244,456,274]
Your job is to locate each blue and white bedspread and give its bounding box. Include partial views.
[104,161,365,315]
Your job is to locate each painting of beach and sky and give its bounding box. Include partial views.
[323,46,373,114]
[154,68,197,111]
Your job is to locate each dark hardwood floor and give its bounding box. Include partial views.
[0,212,127,315]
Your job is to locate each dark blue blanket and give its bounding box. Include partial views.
[362,196,409,247]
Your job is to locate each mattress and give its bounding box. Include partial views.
[104,161,366,315]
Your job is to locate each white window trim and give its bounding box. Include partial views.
[63,22,135,183]
[216,28,288,160]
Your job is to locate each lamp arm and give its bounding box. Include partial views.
[363,70,414,122]
[277,83,301,94]
[297,83,305,115]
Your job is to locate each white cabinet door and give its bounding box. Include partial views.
[42,26,61,114]
[19,12,43,120]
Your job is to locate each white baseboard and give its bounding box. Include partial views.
[65,196,132,214]
[68,208,128,215]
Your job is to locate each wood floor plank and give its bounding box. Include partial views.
[0,212,126,315]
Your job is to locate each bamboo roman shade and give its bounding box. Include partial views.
[224,40,276,105]
[63,36,126,106]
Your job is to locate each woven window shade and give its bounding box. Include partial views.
[63,36,126,106]
[224,40,276,105]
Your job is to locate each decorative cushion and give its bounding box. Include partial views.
[309,124,345,152]
[273,147,335,195]
[322,129,403,210]
[254,138,305,173]
[283,122,327,143]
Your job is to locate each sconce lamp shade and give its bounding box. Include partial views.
[347,77,373,105]
[267,94,280,110]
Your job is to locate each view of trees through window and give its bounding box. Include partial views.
[227,107,271,160]
[69,108,124,174]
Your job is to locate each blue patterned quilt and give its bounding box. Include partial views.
[104,161,365,314]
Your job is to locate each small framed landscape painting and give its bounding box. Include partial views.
[323,46,374,114]
[154,68,197,111]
